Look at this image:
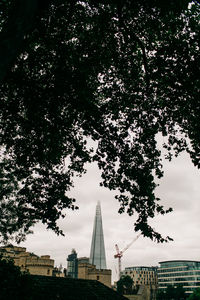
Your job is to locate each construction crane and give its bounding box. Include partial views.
[114,233,141,280]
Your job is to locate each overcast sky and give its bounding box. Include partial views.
[20,150,200,283]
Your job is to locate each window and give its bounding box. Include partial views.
[97,275,99,280]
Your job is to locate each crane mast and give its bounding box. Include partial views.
[114,244,122,277]
[114,234,140,280]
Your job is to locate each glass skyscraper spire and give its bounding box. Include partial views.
[89,201,107,269]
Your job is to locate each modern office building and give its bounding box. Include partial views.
[89,201,107,269]
[67,249,78,278]
[120,266,157,300]
[121,266,157,287]
[158,260,200,295]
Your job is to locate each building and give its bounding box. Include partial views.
[0,245,54,276]
[52,266,66,277]
[26,255,54,276]
[157,260,200,295]
[67,249,78,278]
[78,257,90,264]
[78,202,111,287]
[120,266,157,300]
[121,266,157,287]
[89,201,107,269]
[78,261,112,287]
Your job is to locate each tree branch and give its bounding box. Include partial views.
[0,0,41,83]
[117,4,150,90]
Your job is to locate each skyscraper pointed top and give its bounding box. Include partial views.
[89,202,107,269]
[96,201,101,214]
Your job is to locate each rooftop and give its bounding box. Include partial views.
[30,275,128,300]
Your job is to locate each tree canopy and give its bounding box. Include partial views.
[188,288,200,300]
[0,0,199,243]
[0,255,31,300]
[157,285,187,300]
[117,275,134,295]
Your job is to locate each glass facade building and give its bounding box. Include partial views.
[89,202,107,269]
[158,260,200,295]
[67,249,78,278]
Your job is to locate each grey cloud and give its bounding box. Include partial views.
[18,152,200,283]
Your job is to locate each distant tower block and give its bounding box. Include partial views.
[67,249,78,278]
[89,202,107,269]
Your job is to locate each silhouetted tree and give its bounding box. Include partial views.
[188,288,200,300]
[0,256,32,300]
[157,285,187,300]
[0,0,199,243]
[117,275,133,295]
[157,290,166,300]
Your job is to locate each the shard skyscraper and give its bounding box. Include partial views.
[89,201,107,269]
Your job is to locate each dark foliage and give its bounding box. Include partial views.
[25,275,128,300]
[188,288,200,300]
[157,285,187,300]
[117,275,133,295]
[0,258,126,300]
[0,256,32,300]
[0,0,199,243]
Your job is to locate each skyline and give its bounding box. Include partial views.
[14,151,200,283]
